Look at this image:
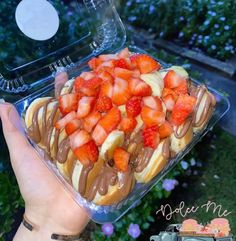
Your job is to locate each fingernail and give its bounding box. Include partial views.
[55,67,67,76]
[0,98,5,103]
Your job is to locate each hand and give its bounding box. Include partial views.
[0,102,89,241]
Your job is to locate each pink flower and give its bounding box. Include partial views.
[128,223,141,239]
[101,223,114,237]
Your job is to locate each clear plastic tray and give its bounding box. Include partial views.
[15,45,230,223]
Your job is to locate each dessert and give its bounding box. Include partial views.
[180,219,203,233]
[24,48,216,205]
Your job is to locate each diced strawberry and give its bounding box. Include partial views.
[164,70,185,89]
[113,147,130,172]
[114,67,133,81]
[83,76,102,90]
[98,107,121,134]
[129,78,152,97]
[99,80,113,98]
[141,106,165,127]
[55,111,77,130]
[142,125,160,149]
[65,119,81,136]
[171,94,197,126]
[77,96,95,119]
[99,54,117,62]
[114,58,132,69]
[159,121,173,139]
[143,96,163,111]
[130,54,140,67]
[92,124,108,146]
[70,129,91,150]
[120,117,137,133]
[118,48,130,58]
[88,57,102,70]
[112,78,131,106]
[96,65,114,75]
[132,68,141,78]
[162,88,178,101]
[73,140,99,166]
[74,76,98,97]
[80,71,96,81]
[58,93,79,115]
[136,54,161,74]
[98,70,114,83]
[174,80,188,95]
[126,96,142,118]
[163,94,176,111]
[83,111,101,133]
[96,96,113,112]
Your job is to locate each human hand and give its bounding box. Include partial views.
[0,101,89,241]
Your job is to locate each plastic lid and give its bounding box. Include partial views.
[0,0,126,95]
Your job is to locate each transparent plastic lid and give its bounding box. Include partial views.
[0,0,126,98]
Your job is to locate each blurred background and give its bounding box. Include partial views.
[0,0,236,240]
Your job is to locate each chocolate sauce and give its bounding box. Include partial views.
[79,163,94,196]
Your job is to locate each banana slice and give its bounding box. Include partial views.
[160,66,189,79]
[140,71,164,97]
[118,105,127,117]
[100,130,125,160]
[60,79,75,95]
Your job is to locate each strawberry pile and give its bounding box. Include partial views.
[54,48,197,171]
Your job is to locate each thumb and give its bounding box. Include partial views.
[0,102,39,171]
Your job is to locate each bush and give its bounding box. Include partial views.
[120,0,236,60]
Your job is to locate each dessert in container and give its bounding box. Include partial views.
[1,0,230,223]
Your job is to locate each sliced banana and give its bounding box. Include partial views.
[118,105,127,117]
[140,71,164,97]
[60,79,75,95]
[160,66,189,79]
[100,130,125,160]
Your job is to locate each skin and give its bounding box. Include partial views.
[0,102,89,241]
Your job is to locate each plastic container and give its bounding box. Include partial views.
[1,1,230,223]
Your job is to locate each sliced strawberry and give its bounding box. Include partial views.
[171,94,197,126]
[112,78,131,106]
[99,80,113,98]
[80,71,96,81]
[74,76,98,97]
[132,68,141,78]
[96,96,113,112]
[88,57,102,70]
[130,54,140,67]
[114,58,132,69]
[174,80,188,95]
[92,124,108,146]
[118,48,130,58]
[143,96,163,111]
[58,93,79,115]
[98,70,114,83]
[141,106,165,127]
[83,111,101,133]
[74,77,85,93]
[126,96,142,118]
[129,78,152,97]
[114,67,133,81]
[55,111,77,130]
[83,76,102,90]
[162,88,178,101]
[136,54,161,74]
[98,107,121,134]
[163,94,176,111]
[77,96,95,119]
[65,119,81,136]
[164,70,185,89]
[70,129,91,150]
[73,140,98,166]
[142,125,160,149]
[120,117,137,133]
[113,147,130,172]
[159,121,173,139]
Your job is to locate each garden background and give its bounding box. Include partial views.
[0,0,236,240]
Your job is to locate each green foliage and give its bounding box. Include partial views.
[0,171,24,239]
[120,0,236,60]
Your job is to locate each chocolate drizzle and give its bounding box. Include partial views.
[79,163,94,196]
